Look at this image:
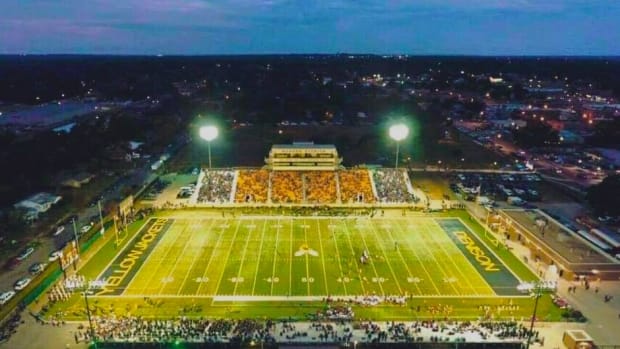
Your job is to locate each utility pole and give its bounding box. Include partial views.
[525,284,544,349]
[97,200,105,235]
[83,290,98,349]
[72,218,80,254]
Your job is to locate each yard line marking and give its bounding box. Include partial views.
[338,219,368,296]
[195,219,228,295]
[270,218,281,296]
[376,222,422,295]
[398,219,460,295]
[157,219,203,295]
[251,219,268,296]
[316,220,331,296]
[233,219,255,296]
[327,220,349,296]
[348,219,386,296]
[391,219,441,295]
[303,219,311,296]
[175,219,216,296]
[427,219,493,296]
[134,220,190,295]
[129,219,188,295]
[212,219,243,297]
[366,220,406,295]
[289,218,293,297]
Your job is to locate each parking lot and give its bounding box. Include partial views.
[136,173,199,209]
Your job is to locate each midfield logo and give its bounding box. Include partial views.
[294,243,319,257]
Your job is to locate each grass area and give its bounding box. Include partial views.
[50,291,563,322]
[77,219,148,280]
[42,210,567,321]
[96,216,522,298]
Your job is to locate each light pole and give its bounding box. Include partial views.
[199,125,218,169]
[97,200,104,235]
[389,124,409,169]
[78,284,98,349]
[83,291,97,348]
[522,282,551,349]
[113,215,120,246]
[72,218,80,254]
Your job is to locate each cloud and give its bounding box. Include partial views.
[0,0,619,54]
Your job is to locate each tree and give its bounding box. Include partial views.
[587,175,620,216]
[512,121,558,148]
[588,118,620,147]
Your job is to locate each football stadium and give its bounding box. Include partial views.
[43,142,559,348]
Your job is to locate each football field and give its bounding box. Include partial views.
[95,216,524,299]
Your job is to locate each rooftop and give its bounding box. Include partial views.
[272,143,336,150]
[503,209,614,265]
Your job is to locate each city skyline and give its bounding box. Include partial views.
[1,0,619,55]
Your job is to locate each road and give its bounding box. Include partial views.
[0,131,190,322]
[489,138,603,188]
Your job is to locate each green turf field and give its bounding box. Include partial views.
[94,215,525,299]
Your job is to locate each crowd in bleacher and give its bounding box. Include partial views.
[235,170,269,203]
[83,316,535,345]
[89,316,276,345]
[271,171,303,203]
[305,172,338,204]
[339,170,375,204]
[197,170,234,203]
[189,168,424,205]
[372,169,415,203]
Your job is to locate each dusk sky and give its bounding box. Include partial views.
[1,0,619,55]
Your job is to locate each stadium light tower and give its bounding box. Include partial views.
[389,124,409,169]
[199,125,218,169]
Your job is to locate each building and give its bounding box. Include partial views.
[265,143,343,171]
[60,172,95,188]
[14,192,62,220]
[490,209,620,280]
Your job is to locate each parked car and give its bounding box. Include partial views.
[53,226,65,236]
[5,257,21,270]
[29,262,47,275]
[0,291,16,305]
[16,247,35,261]
[49,250,62,262]
[14,277,31,291]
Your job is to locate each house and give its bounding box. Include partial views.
[14,192,62,219]
[60,172,96,188]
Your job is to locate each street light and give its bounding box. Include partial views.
[389,124,409,169]
[97,200,105,235]
[199,125,218,169]
[83,290,97,348]
[520,282,554,349]
[71,218,80,254]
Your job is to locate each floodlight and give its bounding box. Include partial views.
[199,125,218,168]
[389,123,409,168]
[389,124,409,141]
[199,125,218,142]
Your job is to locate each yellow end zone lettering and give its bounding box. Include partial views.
[454,231,500,272]
[97,218,169,295]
